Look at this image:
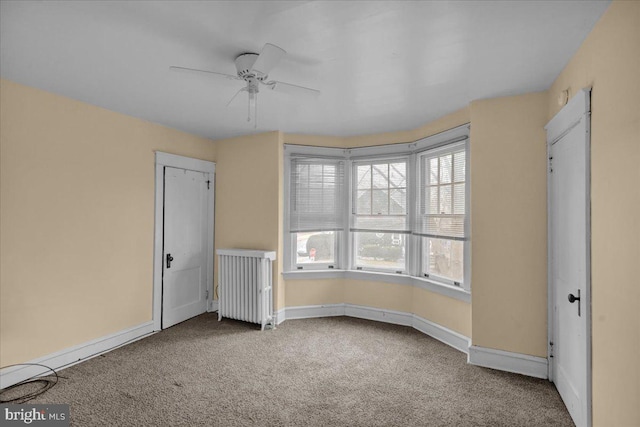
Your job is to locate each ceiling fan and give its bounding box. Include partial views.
[170,43,320,128]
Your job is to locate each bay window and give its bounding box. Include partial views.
[283,125,470,297]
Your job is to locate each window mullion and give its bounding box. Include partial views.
[344,159,353,270]
[408,153,418,277]
[368,164,373,214]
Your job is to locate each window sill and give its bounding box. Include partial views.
[282,270,347,280]
[282,270,471,303]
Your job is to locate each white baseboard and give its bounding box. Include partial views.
[282,303,469,356]
[208,300,219,313]
[468,345,548,379]
[274,308,286,325]
[1,321,155,389]
[412,315,470,354]
[284,304,345,320]
[344,304,413,327]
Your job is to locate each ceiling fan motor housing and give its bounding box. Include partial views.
[235,53,267,81]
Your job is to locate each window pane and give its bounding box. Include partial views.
[372,189,389,215]
[324,165,336,185]
[423,237,463,283]
[389,162,406,188]
[355,232,405,271]
[297,164,309,186]
[357,165,371,189]
[389,189,406,214]
[429,158,439,185]
[423,215,465,239]
[440,154,452,184]
[324,194,335,213]
[428,186,439,214]
[296,232,335,264]
[453,151,466,183]
[309,164,323,187]
[453,183,465,214]
[439,185,452,214]
[290,158,345,234]
[372,164,388,189]
[356,190,371,214]
[308,188,323,211]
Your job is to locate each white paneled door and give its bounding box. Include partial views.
[162,166,209,328]
[547,89,591,427]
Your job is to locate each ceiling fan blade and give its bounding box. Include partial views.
[169,66,242,81]
[264,80,321,97]
[250,43,286,75]
[226,87,247,107]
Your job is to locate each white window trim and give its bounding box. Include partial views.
[283,124,471,302]
[350,155,411,274]
[283,145,348,272]
[414,138,471,291]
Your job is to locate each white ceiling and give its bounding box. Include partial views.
[0,1,610,140]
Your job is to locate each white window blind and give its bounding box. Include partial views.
[352,159,410,233]
[417,141,467,240]
[289,157,345,233]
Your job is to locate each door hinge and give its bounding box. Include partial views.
[205,290,209,299]
[548,156,553,173]
[206,180,211,189]
[549,341,554,358]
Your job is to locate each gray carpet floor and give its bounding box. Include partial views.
[19,314,573,426]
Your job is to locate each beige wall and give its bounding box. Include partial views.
[212,131,285,309]
[411,287,471,338]
[286,279,345,306]
[285,279,471,337]
[343,281,472,337]
[344,107,470,147]
[470,92,549,357]
[547,2,640,425]
[284,107,469,149]
[0,79,216,366]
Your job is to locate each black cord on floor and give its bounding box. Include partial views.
[0,329,157,404]
[0,363,59,404]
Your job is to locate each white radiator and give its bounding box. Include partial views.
[216,249,276,330]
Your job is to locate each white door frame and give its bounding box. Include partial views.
[545,88,592,426]
[153,152,216,331]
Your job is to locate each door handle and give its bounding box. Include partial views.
[568,289,581,316]
[166,253,174,269]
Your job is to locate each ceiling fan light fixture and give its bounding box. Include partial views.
[170,42,319,129]
[235,53,268,81]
